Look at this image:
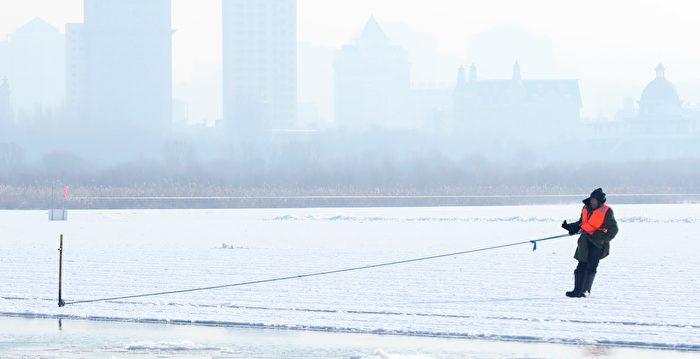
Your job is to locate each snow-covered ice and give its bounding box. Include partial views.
[1,204,699,354]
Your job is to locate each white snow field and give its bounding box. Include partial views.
[1,204,699,357]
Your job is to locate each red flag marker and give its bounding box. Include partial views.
[63,186,69,199]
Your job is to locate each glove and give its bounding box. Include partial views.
[561,220,569,231]
[561,220,579,236]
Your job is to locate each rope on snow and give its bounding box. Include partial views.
[63,233,570,306]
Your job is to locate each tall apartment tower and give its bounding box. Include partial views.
[0,77,11,129]
[68,0,172,132]
[65,23,86,123]
[222,0,297,133]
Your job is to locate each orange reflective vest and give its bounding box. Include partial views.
[579,205,610,235]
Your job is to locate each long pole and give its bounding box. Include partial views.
[58,234,65,307]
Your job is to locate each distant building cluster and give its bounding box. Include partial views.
[592,64,700,158]
[334,17,582,143]
[0,0,300,159]
[0,2,698,162]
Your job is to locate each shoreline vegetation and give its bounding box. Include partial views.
[1,184,699,209]
[2,157,700,209]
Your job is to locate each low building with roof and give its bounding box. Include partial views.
[453,62,582,143]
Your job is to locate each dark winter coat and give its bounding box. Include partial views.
[571,206,618,262]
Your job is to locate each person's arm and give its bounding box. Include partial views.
[562,213,583,235]
[602,208,618,242]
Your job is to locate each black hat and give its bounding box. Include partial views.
[586,188,606,204]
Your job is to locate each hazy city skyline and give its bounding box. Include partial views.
[0,0,699,204]
[0,0,698,164]
[1,0,700,119]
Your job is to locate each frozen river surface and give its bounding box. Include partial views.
[1,205,699,357]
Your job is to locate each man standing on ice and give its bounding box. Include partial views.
[561,188,618,298]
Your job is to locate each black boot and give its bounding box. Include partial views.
[566,269,584,297]
[581,271,596,298]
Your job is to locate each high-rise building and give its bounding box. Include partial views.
[222,0,297,133]
[68,0,172,132]
[0,18,65,117]
[0,77,11,128]
[334,17,411,129]
[65,23,85,124]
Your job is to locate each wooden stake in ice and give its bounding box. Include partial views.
[58,234,65,307]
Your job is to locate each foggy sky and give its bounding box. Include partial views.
[1,0,699,117]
